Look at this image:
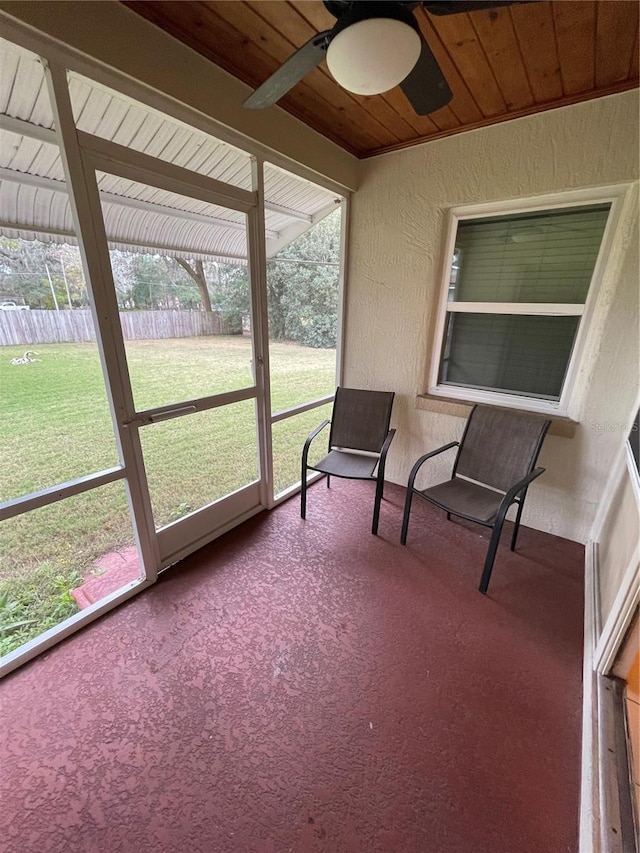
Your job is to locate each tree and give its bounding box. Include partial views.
[265,208,341,348]
[0,237,86,308]
[0,207,343,349]
[207,262,249,329]
[175,258,212,312]
[108,252,206,311]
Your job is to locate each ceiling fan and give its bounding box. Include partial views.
[243,1,526,116]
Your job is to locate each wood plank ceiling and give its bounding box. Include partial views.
[124,1,639,158]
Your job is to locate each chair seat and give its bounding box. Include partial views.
[312,449,379,480]
[418,477,505,523]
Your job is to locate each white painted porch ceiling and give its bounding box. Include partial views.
[0,38,339,262]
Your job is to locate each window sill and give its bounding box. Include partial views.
[416,392,578,438]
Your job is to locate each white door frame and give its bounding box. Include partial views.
[0,28,348,675]
[0,63,270,675]
[78,132,273,568]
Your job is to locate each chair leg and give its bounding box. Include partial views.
[372,475,384,535]
[510,497,525,552]
[446,512,451,521]
[300,464,307,520]
[400,488,414,545]
[478,519,505,594]
[326,474,331,489]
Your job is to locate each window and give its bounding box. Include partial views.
[428,188,628,416]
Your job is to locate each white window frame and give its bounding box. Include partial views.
[427,184,632,418]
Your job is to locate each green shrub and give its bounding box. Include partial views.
[0,564,82,656]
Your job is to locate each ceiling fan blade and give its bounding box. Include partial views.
[399,38,452,115]
[243,31,332,109]
[423,1,530,15]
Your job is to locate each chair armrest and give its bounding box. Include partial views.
[407,441,459,491]
[494,467,546,524]
[380,428,396,460]
[302,419,330,466]
[376,428,396,481]
[503,467,545,503]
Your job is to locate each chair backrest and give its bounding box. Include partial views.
[329,387,395,453]
[454,405,550,492]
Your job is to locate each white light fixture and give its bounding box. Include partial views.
[326,18,421,96]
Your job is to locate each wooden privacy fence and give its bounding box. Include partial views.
[0,309,236,345]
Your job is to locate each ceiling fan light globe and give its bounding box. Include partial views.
[326,18,422,96]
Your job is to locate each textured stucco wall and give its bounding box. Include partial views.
[345,92,639,543]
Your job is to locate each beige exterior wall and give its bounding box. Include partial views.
[0,0,359,192]
[598,467,640,627]
[345,92,639,543]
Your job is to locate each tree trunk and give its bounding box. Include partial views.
[175,257,213,312]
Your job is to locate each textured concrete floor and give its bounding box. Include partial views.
[0,480,584,853]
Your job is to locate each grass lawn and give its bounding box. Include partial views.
[0,336,335,654]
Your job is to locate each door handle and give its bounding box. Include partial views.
[121,405,199,427]
[122,405,199,427]
[148,405,198,424]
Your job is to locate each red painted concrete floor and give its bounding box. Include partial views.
[0,480,584,853]
[72,546,141,610]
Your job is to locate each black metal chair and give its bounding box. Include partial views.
[401,405,551,594]
[301,387,396,534]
